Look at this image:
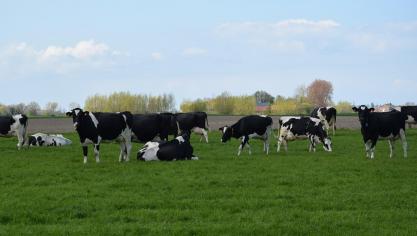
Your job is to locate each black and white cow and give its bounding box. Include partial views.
[175,112,209,143]
[277,116,332,152]
[401,106,417,128]
[66,108,133,163]
[352,105,408,159]
[311,107,337,135]
[137,133,198,161]
[131,113,176,143]
[0,114,28,149]
[28,133,72,146]
[219,115,272,156]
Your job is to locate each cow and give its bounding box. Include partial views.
[28,133,72,146]
[352,105,408,159]
[311,107,337,135]
[219,115,272,156]
[0,114,28,149]
[401,106,417,128]
[137,132,198,161]
[66,108,133,163]
[131,113,176,143]
[277,116,332,152]
[175,112,209,143]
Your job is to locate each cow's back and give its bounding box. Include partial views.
[369,112,406,137]
[236,115,272,135]
[95,112,127,140]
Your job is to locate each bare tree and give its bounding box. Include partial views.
[25,102,41,116]
[69,102,81,110]
[254,90,274,104]
[7,103,26,115]
[45,102,59,116]
[306,79,333,107]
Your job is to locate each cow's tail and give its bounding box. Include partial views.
[121,111,134,129]
[20,114,28,127]
[205,115,210,130]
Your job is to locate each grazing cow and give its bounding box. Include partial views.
[277,116,332,152]
[311,107,337,135]
[401,106,417,128]
[28,133,72,146]
[352,105,408,159]
[175,112,209,143]
[131,113,176,143]
[137,133,198,161]
[219,115,272,156]
[0,114,28,149]
[66,108,133,163]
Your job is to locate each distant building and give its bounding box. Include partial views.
[374,103,400,112]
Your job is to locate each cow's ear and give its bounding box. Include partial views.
[65,112,72,117]
[218,127,223,131]
[369,108,375,112]
[352,107,359,112]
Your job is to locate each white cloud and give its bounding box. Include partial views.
[216,19,340,37]
[182,47,207,56]
[151,52,163,60]
[0,40,126,75]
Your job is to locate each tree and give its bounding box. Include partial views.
[213,91,234,114]
[45,102,59,116]
[69,102,81,110]
[7,103,26,115]
[254,90,274,104]
[306,79,333,107]
[25,102,41,116]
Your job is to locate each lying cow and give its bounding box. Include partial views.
[277,116,332,152]
[66,108,133,163]
[0,114,28,149]
[28,133,72,146]
[311,107,337,135]
[219,115,272,156]
[175,112,209,143]
[352,105,408,159]
[137,133,198,161]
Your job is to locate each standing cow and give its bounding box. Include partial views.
[311,107,337,135]
[401,106,417,128]
[66,108,133,163]
[131,113,176,143]
[352,105,408,159]
[175,112,209,143]
[277,116,332,152]
[0,114,28,149]
[219,115,272,156]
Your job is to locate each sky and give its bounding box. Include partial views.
[1,0,417,109]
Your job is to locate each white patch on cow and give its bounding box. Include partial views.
[74,109,81,116]
[176,136,185,143]
[88,112,99,128]
[191,156,199,160]
[9,114,27,149]
[139,141,161,161]
[260,115,267,118]
[223,127,227,134]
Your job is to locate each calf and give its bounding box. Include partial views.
[311,107,337,135]
[175,112,209,143]
[219,115,272,156]
[137,133,198,161]
[66,108,133,163]
[0,114,28,149]
[352,105,408,159]
[28,133,72,146]
[277,116,332,152]
[401,106,417,128]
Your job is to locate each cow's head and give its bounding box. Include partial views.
[219,126,232,143]
[66,108,83,124]
[352,105,374,127]
[313,120,332,151]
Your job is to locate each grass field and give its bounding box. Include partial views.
[1,129,417,235]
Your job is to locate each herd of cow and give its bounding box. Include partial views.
[1,105,416,163]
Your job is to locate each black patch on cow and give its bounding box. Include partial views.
[0,116,14,135]
[221,115,272,142]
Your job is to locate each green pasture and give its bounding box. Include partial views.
[0,129,417,235]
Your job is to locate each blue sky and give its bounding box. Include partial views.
[1,0,417,109]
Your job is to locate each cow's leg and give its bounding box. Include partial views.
[203,129,208,143]
[16,127,25,150]
[399,129,408,158]
[94,144,100,163]
[124,138,132,162]
[388,139,394,158]
[309,136,316,152]
[364,140,372,158]
[238,136,248,156]
[82,145,88,164]
[119,142,126,162]
[277,137,282,152]
[370,140,377,159]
